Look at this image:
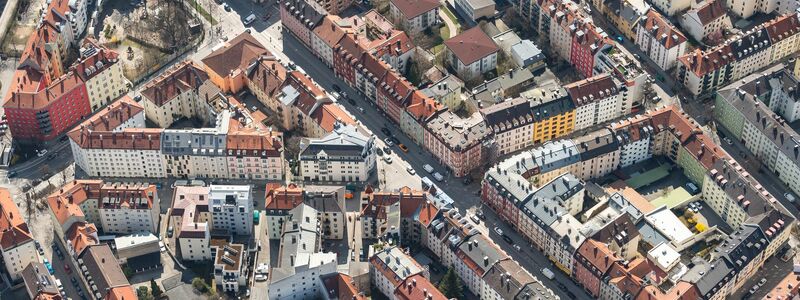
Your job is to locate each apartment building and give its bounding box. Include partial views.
[714,65,800,197]
[444,27,500,79]
[678,13,800,96]
[140,61,220,128]
[247,56,357,138]
[481,97,536,155]
[393,274,448,300]
[369,247,426,298]
[0,189,37,282]
[649,0,691,16]
[171,186,213,261]
[359,187,437,244]
[565,74,624,131]
[209,185,253,236]
[201,33,269,93]
[636,10,688,71]
[212,240,247,292]
[280,0,327,46]
[265,184,348,240]
[81,245,137,300]
[726,0,800,19]
[269,204,337,300]
[421,74,464,110]
[77,39,127,111]
[21,262,60,299]
[679,0,732,45]
[299,124,376,183]
[97,182,160,234]
[595,0,650,40]
[311,16,350,67]
[388,0,440,32]
[2,0,121,143]
[264,184,304,239]
[424,111,489,177]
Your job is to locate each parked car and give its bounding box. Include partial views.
[494,227,503,235]
[390,137,400,145]
[786,192,796,203]
[383,147,392,155]
[406,166,415,175]
[243,13,256,25]
[43,259,54,274]
[7,171,16,178]
[384,138,394,147]
[541,268,555,280]
[398,144,409,152]
[759,278,767,286]
[433,172,444,182]
[159,241,166,253]
[423,164,434,173]
[501,234,513,244]
[332,84,342,92]
[70,277,79,287]
[255,274,268,281]
[349,98,357,106]
[63,264,71,273]
[470,215,480,224]
[357,107,365,113]
[514,244,522,252]
[376,148,383,156]
[167,226,174,237]
[383,156,392,164]
[380,127,392,136]
[37,149,48,157]
[222,3,230,11]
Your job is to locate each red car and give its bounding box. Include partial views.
[63,264,71,273]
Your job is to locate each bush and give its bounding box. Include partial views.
[192,277,207,293]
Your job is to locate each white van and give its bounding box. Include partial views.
[541,268,555,280]
[244,14,256,25]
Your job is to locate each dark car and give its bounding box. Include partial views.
[463,177,473,185]
[59,135,69,142]
[347,98,356,106]
[501,234,513,244]
[390,137,400,145]
[557,283,567,291]
[567,291,576,298]
[381,127,392,136]
[332,84,342,92]
[383,147,392,155]
[376,148,383,156]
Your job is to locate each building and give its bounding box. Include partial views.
[280,0,327,47]
[114,232,160,262]
[265,184,348,240]
[714,65,800,197]
[444,27,500,79]
[2,0,124,143]
[469,68,535,108]
[69,90,285,180]
[209,185,254,236]
[595,0,650,41]
[369,246,426,298]
[421,74,464,110]
[530,94,576,144]
[481,97,536,155]
[678,13,800,96]
[311,16,351,67]
[649,0,690,16]
[201,32,269,93]
[510,40,547,70]
[97,182,160,235]
[299,124,376,183]
[424,111,489,177]
[393,274,448,300]
[453,0,496,22]
[679,0,732,45]
[21,262,60,299]
[140,61,219,128]
[322,273,367,300]
[482,259,553,299]
[565,74,624,131]
[0,189,37,281]
[726,0,800,19]
[171,186,212,261]
[81,244,137,300]
[264,184,305,239]
[212,240,247,292]
[269,204,337,300]
[388,0,440,32]
[636,10,688,71]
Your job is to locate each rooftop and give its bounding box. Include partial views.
[425,111,489,151]
[445,27,499,65]
[0,188,34,251]
[389,0,440,19]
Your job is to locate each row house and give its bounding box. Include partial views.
[76,39,127,111]
[679,0,731,45]
[649,0,690,16]
[280,0,327,47]
[572,128,621,180]
[611,113,656,167]
[312,16,351,67]
[725,0,799,19]
[402,91,444,146]
[393,274,448,300]
[360,186,437,244]
[595,0,649,41]
[565,73,625,131]
[571,21,613,79]
[0,189,37,282]
[714,65,800,198]
[635,10,688,71]
[424,111,490,177]
[97,182,160,235]
[481,97,537,155]
[678,13,800,96]
[140,61,220,128]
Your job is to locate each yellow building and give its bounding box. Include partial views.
[531,97,576,144]
[597,0,649,41]
[78,40,127,111]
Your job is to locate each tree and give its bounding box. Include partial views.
[137,286,154,300]
[437,267,464,299]
[150,279,163,299]
[192,277,207,293]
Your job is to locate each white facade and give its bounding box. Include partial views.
[2,241,37,281]
[311,30,336,67]
[389,2,439,32]
[99,207,158,235]
[573,93,623,131]
[68,0,89,38]
[82,47,127,111]
[209,185,253,236]
[449,51,498,79]
[635,16,688,71]
[71,146,167,178]
[299,125,376,183]
[179,234,212,261]
[619,135,653,167]
[650,0,690,16]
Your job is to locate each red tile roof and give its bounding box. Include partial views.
[694,0,727,25]
[265,183,305,211]
[0,189,34,251]
[312,103,356,132]
[390,0,440,19]
[565,73,618,106]
[105,286,136,300]
[323,273,366,300]
[66,222,98,256]
[314,16,349,48]
[764,13,800,43]
[68,95,143,142]
[247,56,288,98]
[141,61,209,107]
[444,27,499,65]
[201,32,269,78]
[677,45,735,77]
[578,239,620,275]
[394,274,448,300]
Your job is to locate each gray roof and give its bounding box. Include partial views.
[573,128,619,161]
[635,221,670,247]
[718,65,800,169]
[371,247,424,282]
[492,30,522,54]
[80,244,130,299]
[461,0,495,10]
[529,173,584,204]
[278,204,320,268]
[299,124,374,161]
[713,225,766,272]
[484,259,554,299]
[22,262,59,298]
[706,158,773,219]
[425,111,489,151]
[457,234,509,274]
[608,192,644,221]
[421,74,464,99]
[510,40,544,66]
[303,185,346,214]
[688,259,734,298]
[471,68,535,107]
[481,97,535,132]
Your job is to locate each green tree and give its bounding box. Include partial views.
[150,279,163,299]
[192,277,207,293]
[137,286,154,300]
[437,267,464,299]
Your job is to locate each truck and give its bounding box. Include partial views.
[541,268,555,280]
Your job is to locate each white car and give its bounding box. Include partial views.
[406,166,415,175]
[37,149,48,157]
[383,156,392,164]
[255,274,268,281]
[494,227,503,235]
[244,13,256,25]
[423,164,434,173]
[159,241,166,252]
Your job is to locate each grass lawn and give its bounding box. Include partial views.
[625,164,670,189]
[442,6,460,31]
[651,187,692,209]
[187,0,217,25]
